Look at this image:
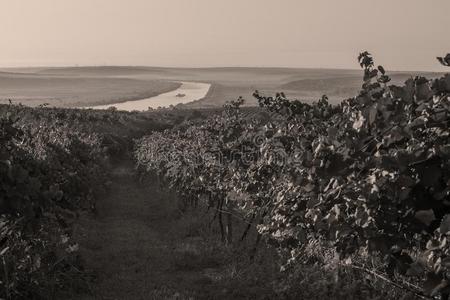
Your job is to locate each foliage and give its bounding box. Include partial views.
[0,105,160,299]
[135,52,450,297]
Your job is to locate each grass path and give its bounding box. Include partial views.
[72,161,225,300]
[70,157,388,300]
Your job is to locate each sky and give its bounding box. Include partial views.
[0,0,449,71]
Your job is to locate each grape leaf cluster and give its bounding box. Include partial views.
[136,52,450,296]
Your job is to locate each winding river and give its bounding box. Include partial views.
[87,81,210,111]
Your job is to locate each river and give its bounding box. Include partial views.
[87,81,210,111]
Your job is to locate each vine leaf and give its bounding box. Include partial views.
[406,261,425,276]
[368,104,377,125]
[440,215,450,234]
[414,209,435,226]
[437,54,450,66]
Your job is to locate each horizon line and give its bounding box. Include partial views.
[0,64,446,74]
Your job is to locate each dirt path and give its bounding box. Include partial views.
[72,161,224,300]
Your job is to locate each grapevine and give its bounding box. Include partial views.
[135,52,450,297]
[0,105,162,299]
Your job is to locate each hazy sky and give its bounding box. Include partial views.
[0,0,449,71]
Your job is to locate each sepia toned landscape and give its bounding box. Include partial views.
[1,1,450,299]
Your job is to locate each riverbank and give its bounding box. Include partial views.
[86,81,211,111]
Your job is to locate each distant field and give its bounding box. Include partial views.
[142,67,441,106]
[0,72,180,107]
[0,66,443,108]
